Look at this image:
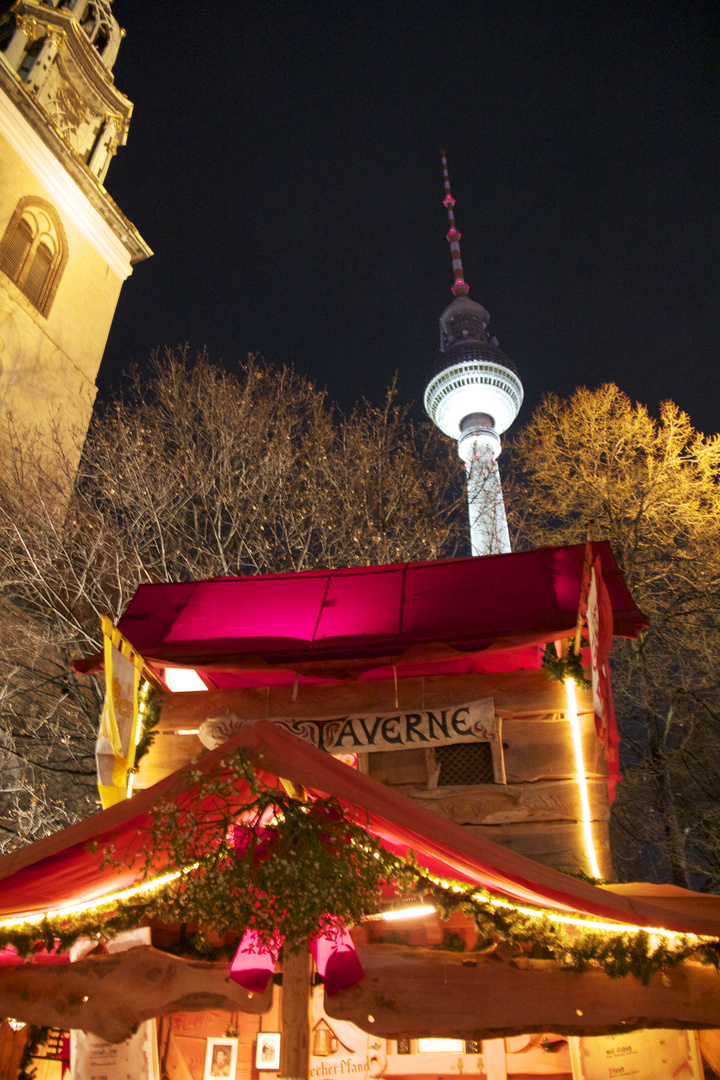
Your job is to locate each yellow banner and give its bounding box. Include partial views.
[96,616,146,809]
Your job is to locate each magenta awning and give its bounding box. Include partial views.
[0,723,716,938]
[89,544,645,676]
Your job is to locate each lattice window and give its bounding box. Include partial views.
[0,198,68,317]
[435,741,495,786]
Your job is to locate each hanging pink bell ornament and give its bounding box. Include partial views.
[229,929,279,993]
[310,926,364,997]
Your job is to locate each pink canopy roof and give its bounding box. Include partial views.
[0,723,717,938]
[78,544,646,684]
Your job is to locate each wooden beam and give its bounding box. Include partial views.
[0,946,272,1044]
[3,942,718,1044]
[503,717,607,782]
[139,676,598,792]
[138,713,606,792]
[155,671,587,732]
[280,944,312,1080]
[391,778,611,826]
[0,1020,28,1080]
[463,820,613,879]
[326,944,720,1039]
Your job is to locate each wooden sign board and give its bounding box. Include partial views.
[569,1029,703,1079]
[200,699,497,757]
[70,928,160,1080]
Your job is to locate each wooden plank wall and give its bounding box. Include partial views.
[139,669,612,878]
[160,1009,261,1080]
[0,1020,28,1080]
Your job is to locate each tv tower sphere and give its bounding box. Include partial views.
[424,153,523,556]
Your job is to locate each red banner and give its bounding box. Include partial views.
[586,552,622,803]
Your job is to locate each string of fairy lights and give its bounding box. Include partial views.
[0,837,705,953]
[126,678,152,799]
[1,645,710,980]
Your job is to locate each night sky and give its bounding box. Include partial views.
[100,0,720,436]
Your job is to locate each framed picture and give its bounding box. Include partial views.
[204,1038,238,1080]
[256,1032,281,1071]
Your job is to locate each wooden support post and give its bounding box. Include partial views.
[481,1039,507,1080]
[280,944,312,1080]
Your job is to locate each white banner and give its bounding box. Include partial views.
[569,1029,703,1079]
[70,930,159,1080]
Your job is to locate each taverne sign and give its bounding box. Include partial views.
[313,699,495,753]
[200,699,496,756]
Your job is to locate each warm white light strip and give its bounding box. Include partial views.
[565,676,602,880]
[135,686,148,747]
[426,874,703,944]
[382,904,436,922]
[127,681,151,798]
[480,893,700,941]
[0,866,194,929]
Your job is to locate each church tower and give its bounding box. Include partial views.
[424,153,522,555]
[0,0,151,467]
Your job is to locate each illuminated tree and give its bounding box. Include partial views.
[505,384,720,889]
[0,349,463,850]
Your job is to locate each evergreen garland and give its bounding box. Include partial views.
[17,1025,49,1080]
[1,748,717,986]
[541,641,591,689]
[130,685,160,775]
[557,864,609,886]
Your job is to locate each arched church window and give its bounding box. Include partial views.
[79,5,98,34]
[77,1,116,61]
[0,198,68,318]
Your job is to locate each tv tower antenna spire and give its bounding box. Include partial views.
[424,152,524,556]
[440,150,469,298]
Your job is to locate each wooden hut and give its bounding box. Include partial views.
[1,723,720,1079]
[3,543,718,1079]
[94,542,647,878]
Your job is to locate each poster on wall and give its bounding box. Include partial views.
[70,929,159,1080]
[569,1029,703,1079]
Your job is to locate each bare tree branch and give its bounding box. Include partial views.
[0,350,464,851]
[504,383,720,889]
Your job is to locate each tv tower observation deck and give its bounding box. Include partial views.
[424,153,523,556]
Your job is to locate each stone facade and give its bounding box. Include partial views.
[0,0,150,466]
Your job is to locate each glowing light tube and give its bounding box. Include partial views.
[382,904,436,921]
[565,676,602,880]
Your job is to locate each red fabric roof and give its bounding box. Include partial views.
[0,723,717,939]
[87,544,645,679]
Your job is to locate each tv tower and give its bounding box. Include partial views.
[424,153,523,556]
